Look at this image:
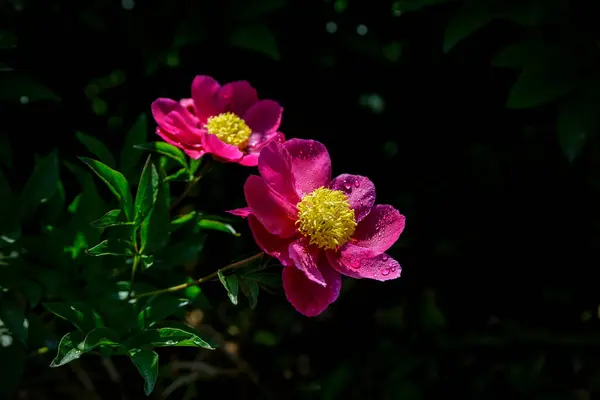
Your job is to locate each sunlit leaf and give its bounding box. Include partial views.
[129,349,159,396]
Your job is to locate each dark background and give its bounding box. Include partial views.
[2,0,600,398]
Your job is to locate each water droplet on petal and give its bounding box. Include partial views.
[381,254,389,261]
[381,268,390,276]
[354,180,360,188]
[344,181,352,190]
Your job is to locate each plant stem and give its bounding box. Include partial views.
[127,255,140,299]
[169,158,213,213]
[132,252,264,300]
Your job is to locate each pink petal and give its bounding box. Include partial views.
[226,207,252,218]
[152,98,196,132]
[328,243,401,282]
[191,75,221,123]
[216,81,258,117]
[283,139,332,197]
[353,204,406,253]
[244,175,297,238]
[248,215,294,266]
[258,142,300,204]
[329,174,376,222]
[155,128,204,159]
[180,98,195,115]
[238,153,259,166]
[282,260,341,317]
[243,100,282,134]
[247,131,286,153]
[288,240,326,286]
[202,132,244,161]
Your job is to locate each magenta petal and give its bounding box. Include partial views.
[227,207,252,218]
[332,243,401,282]
[283,139,332,197]
[216,81,258,117]
[282,260,341,317]
[288,240,326,286]
[182,148,205,160]
[152,98,184,131]
[238,153,259,166]
[353,204,406,253]
[243,100,283,134]
[155,127,184,148]
[329,174,376,222]
[244,175,297,237]
[191,75,221,123]
[248,215,294,266]
[202,133,244,161]
[258,142,300,204]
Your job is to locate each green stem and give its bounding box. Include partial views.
[132,252,264,300]
[127,255,140,299]
[169,157,213,213]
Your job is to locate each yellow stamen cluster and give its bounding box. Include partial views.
[205,112,251,148]
[296,187,356,250]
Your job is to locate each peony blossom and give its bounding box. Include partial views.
[229,139,406,317]
[151,75,285,166]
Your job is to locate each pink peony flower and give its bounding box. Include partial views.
[151,75,285,166]
[229,139,406,317]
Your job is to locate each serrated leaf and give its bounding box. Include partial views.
[239,278,259,309]
[90,209,130,228]
[137,295,187,329]
[120,114,148,174]
[197,219,240,236]
[19,150,59,218]
[231,24,280,61]
[50,331,85,367]
[43,302,103,332]
[557,95,598,163]
[86,239,134,256]
[132,326,216,349]
[506,65,575,109]
[443,4,496,53]
[218,270,239,305]
[134,142,187,169]
[129,349,159,396]
[76,132,116,168]
[80,157,133,220]
[140,163,170,253]
[134,156,159,225]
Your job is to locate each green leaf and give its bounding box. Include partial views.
[19,150,59,218]
[90,209,129,228]
[140,254,154,269]
[165,168,189,182]
[134,142,187,169]
[183,282,211,309]
[76,132,116,168]
[0,299,28,345]
[21,278,43,307]
[137,295,187,329]
[134,156,159,225]
[170,211,197,231]
[129,349,159,396]
[443,4,496,53]
[140,163,170,253]
[557,95,598,163]
[492,40,555,69]
[244,272,281,289]
[197,218,240,236]
[86,239,134,256]
[230,24,280,61]
[506,64,576,109]
[0,71,60,103]
[50,331,85,367]
[120,114,148,174]
[78,327,120,352]
[218,270,239,305]
[231,0,287,19]
[43,302,103,332]
[240,278,259,309]
[80,157,133,220]
[133,326,216,349]
[41,180,65,224]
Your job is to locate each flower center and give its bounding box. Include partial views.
[204,112,251,148]
[296,187,357,250]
